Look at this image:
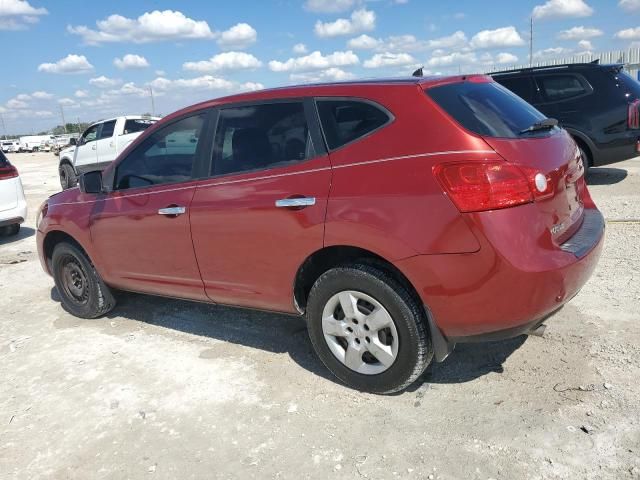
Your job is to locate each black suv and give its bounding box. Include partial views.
[491,62,640,167]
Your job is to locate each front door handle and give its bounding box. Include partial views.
[275,197,316,208]
[158,206,186,216]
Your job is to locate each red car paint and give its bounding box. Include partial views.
[36,76,604,344]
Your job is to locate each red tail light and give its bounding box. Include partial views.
[434,162,536,212]
[0,163,18,180]
[629,99,640,130]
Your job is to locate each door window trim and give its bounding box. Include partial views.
[313,97,395,153]
[205,97,326,179]
[103,109,213,193]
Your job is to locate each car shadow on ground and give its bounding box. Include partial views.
[0,226,35,245]
[586,167,628,185]
[51,288,527,391]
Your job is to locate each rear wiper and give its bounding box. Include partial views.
[519,118,558,134]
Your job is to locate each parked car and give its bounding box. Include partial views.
[0,151,27,236]
[491,62,640,167]
[36,76,604,393]
[19,135,52,153]
[59,116,159,189]
[1,140,20,153]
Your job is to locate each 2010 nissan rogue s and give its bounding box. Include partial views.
[36,76,605,393]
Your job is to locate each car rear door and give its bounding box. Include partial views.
[90,112,211,301]
[94,119,118,168]
[189,99,331,313]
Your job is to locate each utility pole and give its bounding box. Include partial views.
[59,104,67,133]
[149,86,155,116]
[529,17,533,67]
[0,113,6,140]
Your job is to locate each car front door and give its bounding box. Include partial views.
[90,112,211,301]
[190,99,331,313]
[94,119,118,168]
[74,124,100,173]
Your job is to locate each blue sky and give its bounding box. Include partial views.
[1,0,638,134]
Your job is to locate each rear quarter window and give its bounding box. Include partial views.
[537,74,591,102]
[427,81,547,139]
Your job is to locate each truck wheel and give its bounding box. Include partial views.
[0,224,20,236]
[59,163,77,190]
[306,263,433,394]
[52,242,116,319]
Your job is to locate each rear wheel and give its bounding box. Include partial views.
[59,163,77,190]
[52,242,115,318]
[0,224,19,236]
[306,264,432,394]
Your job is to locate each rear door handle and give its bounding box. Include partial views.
[158,206,186,216]
[275,197,316,208]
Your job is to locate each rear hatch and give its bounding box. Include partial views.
[427,78,586,244]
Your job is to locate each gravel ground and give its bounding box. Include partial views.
[1,152,639,480]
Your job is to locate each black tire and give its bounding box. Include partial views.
[59,163,77,190]
[52,242,115,318]
[306,263,432,394]
[0,224,20,236]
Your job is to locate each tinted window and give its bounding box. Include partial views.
[81,125,99,144]
[495,76,537,104]
[114,114,205,190]
[124,118,157,135]
[316,100,390,150]
[0,150,7,166]
[428,81,547,138]
[99,120,116,140]
[538,74,588,101]
[616,70,640,99]
[213,102,313,176]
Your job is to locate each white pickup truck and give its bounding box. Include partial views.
[59,115,159,189]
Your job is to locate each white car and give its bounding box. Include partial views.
[0,152,27,236]
[1,141,20,153]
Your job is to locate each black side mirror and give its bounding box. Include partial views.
[69,137,77,146]
[79,171,103,194]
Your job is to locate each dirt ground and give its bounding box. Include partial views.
[1,152,639,480]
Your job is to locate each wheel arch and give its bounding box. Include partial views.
[564,128,596,167]
[43,230,91,272]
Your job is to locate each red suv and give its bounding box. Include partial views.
[36,76,604,393]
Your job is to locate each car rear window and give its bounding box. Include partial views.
[123,118,157,135]
[427,81,547,139]
[616,70,640,100]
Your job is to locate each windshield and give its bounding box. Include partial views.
[427,81,550,138]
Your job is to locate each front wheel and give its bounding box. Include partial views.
[52,242,115,318]
[59,163,77,190]
[306,264,433,394]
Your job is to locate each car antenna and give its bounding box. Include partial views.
[412,66,424,77]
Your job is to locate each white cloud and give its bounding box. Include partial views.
[290,67,356,83]
[616,27,640,39]
[293,43,308,54]
[533,46,572,58]
[31,91,53,99]
[217,23,257,50]
[33,110,54,118]
[89,76,123,88]
[496,52,518,64]
[304,0,359,13]
[183,51,262,72]
[619,0,640,11]
[37,54,94,74]
[6,98,28,109]
[348,34,381,49]
[577,39,594,50]
[68,10,215,44]
[426,30,468,50]
[427,51,477,68]
[148,75,263,93]
[155,69,166,76]
[269,50,359,72]
[363,52,416,68]
[113,54,150,70]
[0,0,47,30]
[470,26,525,49]
[15,93,30,101]
[532,0,594,20]
[74,90,89,98]
[58,98,76,106]
[315,8,375,38]
[557,26,603,40]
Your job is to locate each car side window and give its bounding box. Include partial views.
[496,76,538,104]
[212,102,314,176]
[123,118,157,135]
[114,114,206,191]
[316,99,391,150]
[99,120,116,140]
[81,125,99,144]
[538,74,589,102]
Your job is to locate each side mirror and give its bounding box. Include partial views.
[69,137,77,146]
[79,171,103,194]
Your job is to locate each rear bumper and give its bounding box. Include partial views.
[0,180,27,227]
[396,207,604,354]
